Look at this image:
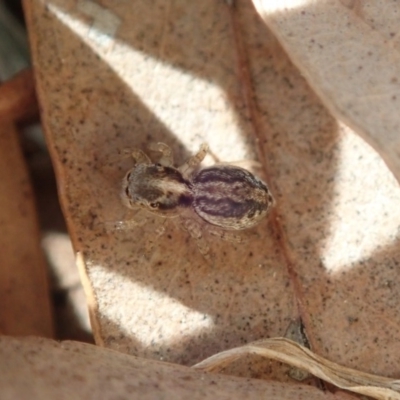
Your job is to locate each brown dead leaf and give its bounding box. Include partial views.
[0,121,53,337]
[0,335,356,400]
[0,69,37,122]
[25,0,400,391]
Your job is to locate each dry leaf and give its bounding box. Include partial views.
[0,336,356,400]
[253,0,400,183]
[0,69,37,121]
[25,0,400,390]
[193,338,400,400]
[0,121,53,337]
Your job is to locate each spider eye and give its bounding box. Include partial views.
[150,202,159,209]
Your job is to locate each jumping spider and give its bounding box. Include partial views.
[120,143,274,257]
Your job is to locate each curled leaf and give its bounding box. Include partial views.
[194,337,400,400]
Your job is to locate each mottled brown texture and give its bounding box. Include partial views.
[122,163,193,215]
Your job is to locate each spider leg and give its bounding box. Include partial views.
[179,143,209,179]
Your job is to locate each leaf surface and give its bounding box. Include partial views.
[25,0,400,386]
[0,336,355,400]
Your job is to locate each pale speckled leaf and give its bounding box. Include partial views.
[251,0,400,378]
[253,0,400,183]
[25,0,400,388]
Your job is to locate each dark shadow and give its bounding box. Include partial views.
[26,145,93,343]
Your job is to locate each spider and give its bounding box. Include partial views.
[120,142,274,258]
